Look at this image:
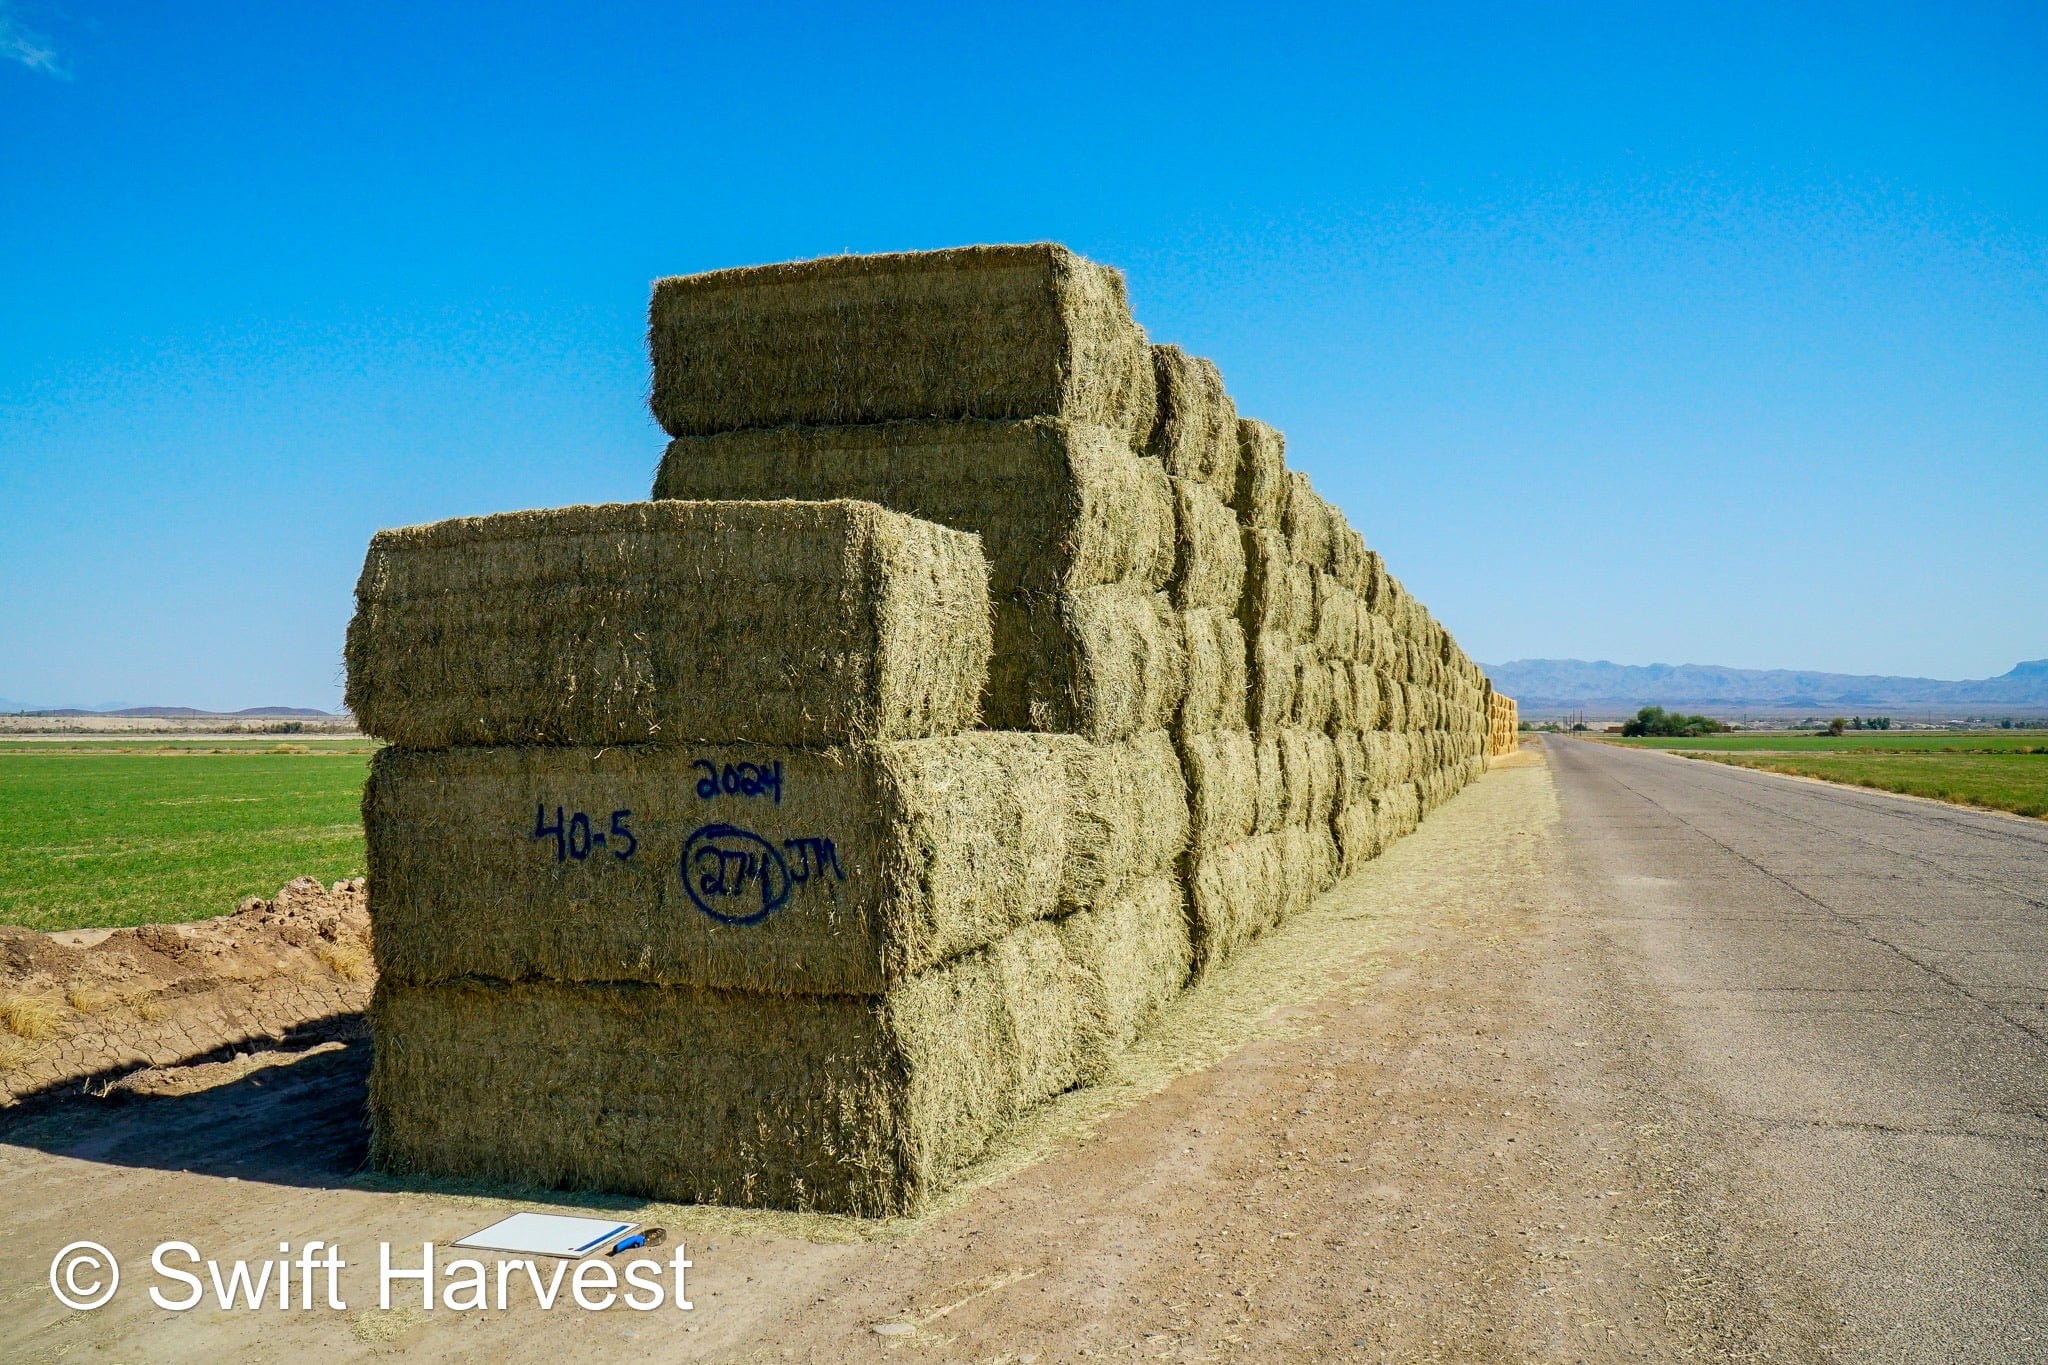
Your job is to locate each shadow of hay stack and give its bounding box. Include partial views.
[347,243,1503,1219]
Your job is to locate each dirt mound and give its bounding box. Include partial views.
[0,877,372,1107]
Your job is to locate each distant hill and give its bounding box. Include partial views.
[1481,659,2048,714]
[19,706,335,718]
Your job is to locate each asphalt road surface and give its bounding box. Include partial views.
[1545,736,2048,1361]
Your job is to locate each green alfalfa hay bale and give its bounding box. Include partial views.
[648,243,1156,446]
[1180,728,1258,850]
[652,418,1175,600]
[1313,575,1362,660]
[1342,661,1385,732]
[1147,346,1240,489]
[369,919,1086,1219]
[1057,873,1193,1080]
[1237,528,1306,641]
[1048,584,1189,742]
[1377,674,1409,732]
[1186,824,1332,972]
[984,583,1187,739]
[1374,781,1422,842]
[1278,727,1340,831]
[1246,631,1300,733]
[1331,728,1371,811]
[345,500,990,751]
[1250,731,1287,835]
[1053,729,1190,911]
[1282,472,1334,570]
[1289,645,1335,731]
[1330,523,1369,591]
[366,735,1084,997]
[1231,419,1288,530]
[1332,798,1381,876]
[1169,477,1247,613]
[1177,608,1249,739]
[1325,659,1358,733]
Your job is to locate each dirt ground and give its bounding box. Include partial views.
[0,877,371,1105]
[0,750,1842,1362]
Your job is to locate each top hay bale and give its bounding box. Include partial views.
[1147,345,1239,488]
[649,244,1156,446]
[345,500,990,750]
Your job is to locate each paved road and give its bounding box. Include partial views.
[1546,736,2048,1361]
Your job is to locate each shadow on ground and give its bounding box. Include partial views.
[0,1020,370,1188]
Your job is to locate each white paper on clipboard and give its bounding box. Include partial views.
[451,1213,638,1258]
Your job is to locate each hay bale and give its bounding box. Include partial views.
[366,736,1075,996]
[648,244,1156,445]
[345,501,989,750]
[370,921,1083,1218]
[1177,608,1249,739]
[1278,727,1339,830]
[1331,728,1371,811]
[1053,729,1190,910]
[1169,478,1247,613]
[982,583,1186,738]
[1238,529,1304,640]
[1330,524,1368,591]
[1181,728,1258,849]
[1038,585,1188,741]
[1282,473,1334,569]
[1147,346,1239,488]
[1313,577,1361,660]
[1231,419,1288,530]
[1250,732,1287,834]
[1289,646,1335,731]
[1332,799,1380,875]
[1246,631,1300,732]
[652,418,1175,600]
[1186,825,1333,971]
[1058,873,1193,1079]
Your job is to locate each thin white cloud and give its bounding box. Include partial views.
[1,3,68,78]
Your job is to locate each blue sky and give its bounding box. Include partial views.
[1,2,2042,710]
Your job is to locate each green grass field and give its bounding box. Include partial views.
[0,741,376,932]
[1603,731,2048,754]
[1596,731,2048,819]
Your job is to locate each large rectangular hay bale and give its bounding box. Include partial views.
[1169,477,1247,613]
[1053,729,1190,910]
[1238,528,1313,641]
[1282,472,1334,569]
[367,737,1073,996]
[1177,608,1249,739]
[1231,418,1288,530]
[1187,825,1336,972]
[1246,631,1300,732]
[1058,873,1193,1080]
[653,418,1174,599]
[1018,584,1187,741]
[1181,728,1258,850]
[369,921,1081,1218]
[648,244,1156,445]
[346,500,989,750]
[1147,346,1240,488]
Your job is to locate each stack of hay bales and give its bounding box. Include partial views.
[347,500,1188,1217]
[352,242,1512,1218]
[1488,689,1520,757]
[646,245,1192,1063]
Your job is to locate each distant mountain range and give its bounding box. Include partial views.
[1481,659,2048,714]
[0,703,335,718]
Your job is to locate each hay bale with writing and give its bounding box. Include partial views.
[649,244,1156,445]
[368,735,1088,996]
[346,501,989,750]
